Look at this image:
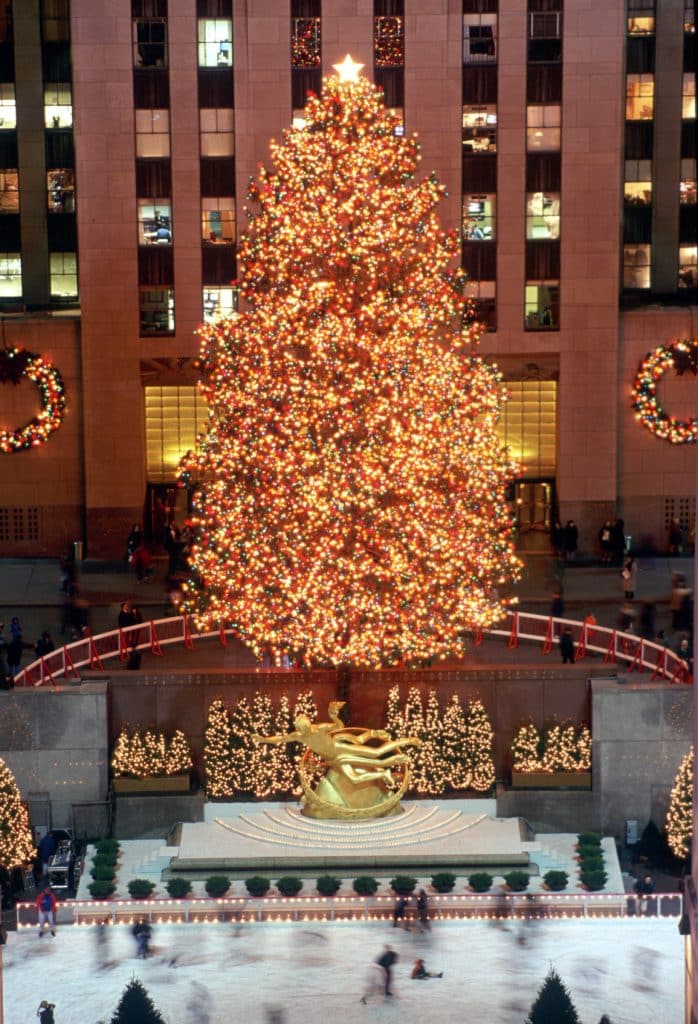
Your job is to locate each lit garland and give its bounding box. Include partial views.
[631,337,698,444]
[0,756,35,869]
[374,16,404,67]
[181,62,521,668]
[510,722,592,773]
[111,727,193,779]
[291,17,321,68]
[666,746,693,859]
[0,347,67,453]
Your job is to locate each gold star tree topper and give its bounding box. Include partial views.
[332,54,365,82]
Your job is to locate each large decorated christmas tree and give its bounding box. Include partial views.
[0,755,34,870]
[182,56,520,667]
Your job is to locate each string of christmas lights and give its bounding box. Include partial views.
[181,64,520,668]
[0,756,35,869]
[666,745,693,859]
[374,16,404,67]
[110,727,193,779]
[510,722,592,773]
[0,347,67,453]
[631,337,698,444]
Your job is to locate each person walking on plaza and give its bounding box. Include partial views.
[622,555,638,601]
[35,630,54,659]
[563,520,578,561]
[611,518,625,565]
[36,884,57,937]
[599,520,613,563]
[6,633,23,678]
[10,615,22,642]
[37,831,56,880]
[560,626,575,664]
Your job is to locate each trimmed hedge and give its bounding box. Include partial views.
[166,877,192,899]
[316,875,342,897]
[390,875,418,896]
[578,832,602,846]
[206,875,232,897]
[580,869,607,891]
[128,878,156,899]
[504,870,529,893]
[543,870,569,891]
[276,876,303,897]
[431,872,457,893]
[243,875,269,898]
[95,839,120,856]
[92,853,118,870]
[468,872,493,893]
[353,876,379,896]
[90,865,116,882]
[88,879,115,899]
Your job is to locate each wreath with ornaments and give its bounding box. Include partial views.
[0,347,67,453]
[631,338,698,444]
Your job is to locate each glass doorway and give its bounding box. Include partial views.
[514,479,554,533]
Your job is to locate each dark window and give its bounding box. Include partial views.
[623,204,652,242]
[681,121,696,158]
[626,35,655,74]
[0,44,13,83]
[462,241,496,279]
[0,215,20,250]
[684,31,696,73]
[463,66,497,103]
[198,68,234,107]
[292,0,321,14]
[42,42,71,81]
[525,241,560,279]
[625,121,654,159]
[197,0,232,14]
[679,204,698,242]
[528,0,561,10]
[134,17,167,68]
[528,12,562,64]
[462,154,496,191]
[292,68,322,109]
[202,245,236,284]
[200,157,235,196]
[46,132,74,168]
[526,154,561,191]
[136,159,171,197]
[133,70,170,109]
[463,0,497,12]
[47,215,77,251]
[132,0,167,16]
[41,0,69,42]
[527,64,562,103]
[0,2,12,43]
[138,246,174,286]
[0,132,18,168]
[374,67,404,108]
[375,0,403,14]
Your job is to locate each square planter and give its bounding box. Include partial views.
[511,770,591,790]
[112,773,191,795]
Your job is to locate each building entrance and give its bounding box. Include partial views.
[514,479,554,534]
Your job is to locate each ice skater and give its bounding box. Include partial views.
[416,889,431,931]
[37,1001,55,1024]
[411,958,443,979]
[132,918,152,958]
[392,895,409,929]
[36,885,57,938]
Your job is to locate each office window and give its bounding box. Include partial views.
[628,16,655,34]
[683,74,696,120]
[0,85,16,130]
[138,199,172,245]
[47,169,75,213]
[140,287,174,334]
[465,280,496,332]
[623,243,651,288]
[525,281,558,329]
[685,2,695,33]
[497,379,557,480]
[41,0,70,42]
[679,245,698,288]
[49,252,77,297]
[681,159,697,203]
[462,105,497,153]
[292,17,321,68]
[0,254,21,297]
[145,386,209,484]
[203,286,237,323]
[626,74,654,120]
[198,18,232,67]
[201,197,235,244]
[0,170,18,213]
[463,14,497,63]
[526,191,560,240]
[200,108,234,157]
[136,109,170,158]
[528,12,561,63]
[133,17,167,67]
[44,84,73,128]
[463,193,495,240]
[526,104,560,151]
[375,16,404,67]
[624,159,652,203]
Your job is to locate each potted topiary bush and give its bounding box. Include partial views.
[92,853,117,870]
[276,876,303,897]
[543,870,569,892]
[390,875,417,896]
[503,870,529,893]
[468,872,493,893]
[577,832,602,846]
[95,838,120,856]
[206,875,232,897]
[90,864,116,882]
[88,879,115,900]
[128,878,156,899]
[316,875,341,896]
[431,872,457,893]
[580,868,607,891]
[166,877,192,899]
[353,876,379,896]
[244,875,270,898]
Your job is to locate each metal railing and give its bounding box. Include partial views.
[16,609,691,688]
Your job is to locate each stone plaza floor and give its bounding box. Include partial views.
[3,915,683,1024]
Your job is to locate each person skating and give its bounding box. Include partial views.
[411,958,443,979]
[392,895,409,929]
[416,889,431,931]
[37,1001,55,1024]
[36,885,57,937]
[375,945,398,997]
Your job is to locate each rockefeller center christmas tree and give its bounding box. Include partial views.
[182,56,520,667]
[0,755,34,870]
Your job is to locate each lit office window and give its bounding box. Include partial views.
[135,109,170,158]
[197,19,232,67]
[375,16,404,67]
[526,192,560,240]
[682,74,696,120]
[201,198,235,244]
[291,17,321,67]
[463,13,497,63]
[497,380,558,480]
[627,16,655,35]
[623,243,651,288]
[462,194,495,241]
[678,246,698,288]
[524,281,559,330]
[624,159,652,204]
[47,169,75,213]
[526,104,560,151]
[626,74,654,120]
[462,105,497,153]
[133,17,167,68]
[685,1,695,33]
[145,386,209,484]
[44,84,72,128]
[0,84,16,129]
[203,286,237,324]
[680,160,697,204]
[0,170,18,213]
[138,200,172,245]
[0,254,21,297]
[49,252,77,297]
[200,108,234,157]
[465,280,496,332]
[140,288,175,334]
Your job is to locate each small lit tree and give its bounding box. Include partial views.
[525,969,581,1024]
[412,690,446,796]
[110,978,166,1024]
[228,696,258,794]
[511,723,541,772]
[0,756,34,870]
[466,698,495,792]
[204,698,235,797]
[666,746,693,860]
[385,684,403,739]
[442,694,471,790]
[166,730,193,775]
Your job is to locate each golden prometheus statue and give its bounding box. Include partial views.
[253,701,421,820]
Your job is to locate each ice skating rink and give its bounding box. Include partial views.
[3,916,683,1024]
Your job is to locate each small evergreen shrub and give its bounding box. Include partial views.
[525,968,581,1024]
[110,978,166,1024]
[95,838,120,856]
[577,832,602,847]
[431,871,457,893]
[88,879,115,899]
[543,870,569,891]
[468,871,493,893]
[390,875,418,895]
[504,870,530,892]
[579,855,604,872]
[243,875,269,898]
[353,876,379,896]
[580,868,607,891]
[206,875,232,897]
[90,864,116,882]
[166,877,192,898]
[276,876,303,897]
[92,852,118,870]
[128,878,155,898]
[316,875,341,896]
